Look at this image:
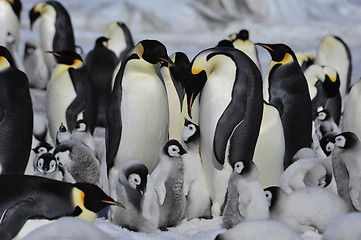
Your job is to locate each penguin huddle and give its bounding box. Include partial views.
[0,0,360,239]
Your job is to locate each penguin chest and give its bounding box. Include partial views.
[0,2,19,48]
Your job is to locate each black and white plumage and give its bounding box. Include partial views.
[222,161,269,229]
[151,139,187,229]
[0,0,22,50]
[33,152,63,181]
[109,159,159,233]
[343,76,361,139]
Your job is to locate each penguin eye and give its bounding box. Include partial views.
[128,173,141,189]
[189,125,194,131]
[264,190,272,207]
[37,158,44,169]
[49,160,57,172]
[335,136,346,148]
[234,161,244,174]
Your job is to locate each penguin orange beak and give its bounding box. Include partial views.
[159,57,175,67]
[102,200,125,209]
[255,43,274,52]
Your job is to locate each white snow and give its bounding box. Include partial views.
[13,0,361,239]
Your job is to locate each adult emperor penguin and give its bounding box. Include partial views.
[106,39,173,191]
[53,138,101,187]
[30,1,76,72]
[181,119,211,220]
[222,160,269,229]
[0,175,123,240]
[0,0,22,50]
[330,132,361,211]
[191,45,263,216]
[104,21,134,60]
[46,50,97,144]
[220,29,261,70]
[304,64,341,124]
[316,35,352,111]
[151,139,187,229]
[109,159,159,233]
[264,186,349,234]
[0,46,33,175]
[343,77,361,139]
[256,43,312,169]
[86,36,118,127]
[33,152,63,181]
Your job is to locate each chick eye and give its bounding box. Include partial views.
[49,160,57,172]
[37,159,44,168]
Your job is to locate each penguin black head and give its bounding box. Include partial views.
[75,119,88,132]
[125,163,149,195]
[74,182,125,214]
[182,119,200,144]
[255,43,296,63]
[37,152,58,173]
[237,29,249,41]
[264,186,283,210]
[163,139,187,157]
[0,46,16,69]
[186,70,207,118]
[95,36,109,48]
[319,132,338,156]
[48,50,83,66]
[170,52,190,77]
[138,39,173,65]
[332,132,360,149]
[29,2,41,30]
[32,142,54,155]
[322,66,340,98]
[216,40,234,48]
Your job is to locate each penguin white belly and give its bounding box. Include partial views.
[111,72,168,178]
[107,30,126,58]
[40,12,57,71]
[199,70,234,216]
[253,104,284,188]
[47,71,77,142]
[0,2,19,49]
[343,80,361,139]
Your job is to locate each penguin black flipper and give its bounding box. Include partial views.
[47,1,75,51]
[117,22,135,60]
[324,93,342,125]
[211,50,263,166]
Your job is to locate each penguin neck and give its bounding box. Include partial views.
[72,188,96,222]
[0,57,10,71]
[127,57,158,75]
[204,55,236,79]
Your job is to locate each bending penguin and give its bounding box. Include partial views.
[106,39,173,191]
[109,159,159,233]
[256,43,312,169]
[29,1,76,72]
[0,175,124,240]
[0,46,33,174]
[191,45,263,216]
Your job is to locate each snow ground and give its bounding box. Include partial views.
[13,0,361,239]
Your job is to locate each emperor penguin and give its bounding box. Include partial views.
[330,132,361,211]
[256,43,312,169]
[304,64,341,124]
[29,1,76,72]
[295,51,314,71]
[71,119,96,150]
[85,36,118,127]
[104,21,134,60]
[222,160,269,229]
[151,139,187,229]
[46,50,97,144]
[109,159,159,233]
[314,109,341,142]
[106,39,173,191]
[191,45,263,216]
[0,46,33,175]
[215,219,302,240]
[315,35,352,111]
[343,77,361,139]
[23,40,49,90]
[53,138,101,187]
[181,119,211,220]
[0,175,123,240]
[33,152,63,181]
[322,212,361,240]
[0,0,22,50]
[219,29,261,70]
[264,186,349,234]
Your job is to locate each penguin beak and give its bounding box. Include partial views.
[29,8,41,30]
[159,57,175,67]
[179,148,187,155]
[101,200,125,209]
[254,43,274,52]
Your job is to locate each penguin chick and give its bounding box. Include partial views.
[322,212,361,240]
[264,186,349,234]
[151,139,187,229]
[279,157,332,193]
[71,119,96,150]
[109,159,159,233]
[56,123,71,145]
[181,119,211,220]
[0,175,123,240]
[215,219,302,240]
[33,152,63,181]
[222,160,269,229]
[331,132,361,211]
[314,109,340,141]
[53,138,101,187]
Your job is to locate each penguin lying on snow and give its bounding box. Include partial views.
[109,159,159,233]
[0,175,124,240]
